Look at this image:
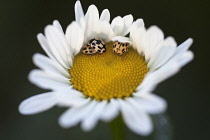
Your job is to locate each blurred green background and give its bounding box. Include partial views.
[1,0,210,140]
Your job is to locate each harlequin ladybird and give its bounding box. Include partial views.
[82,38,106,54]
[113,41,129,55]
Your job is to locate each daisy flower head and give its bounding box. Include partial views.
[19,0,194,136]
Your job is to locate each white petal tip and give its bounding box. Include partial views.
[32,53,40,59]
[44,25,53,32]
[75,0,81,4]
[186,38,193,45]
[28,70,39,84]
[19,93,55,115]
[179,51,194,66]
[58,118,70,129]
[37,33,43,39]
[81,123,94,132]
[53,20,58,24]
[185,51,194,60]
[188,37,193,42]
[88,4,97,10]
[75,1,82,10]
[148,25,163,33]
[124,14,133,19]
[138,128,153,136]
[103,9,109,12]
[137,18,144,22]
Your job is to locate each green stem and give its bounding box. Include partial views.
[109,115,125,140]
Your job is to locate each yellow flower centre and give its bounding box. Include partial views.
[69,42,148,100]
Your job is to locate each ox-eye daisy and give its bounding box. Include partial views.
[19,0,194,136]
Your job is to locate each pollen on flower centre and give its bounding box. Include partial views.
[69,42,148,100]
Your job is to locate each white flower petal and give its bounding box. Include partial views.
[95,21,114,43]
[138,38,193,91]
[53,20,64,34]
[55,90,89,107]
[176,51,194,67]
[33,53,70,78]
[29,70,71,91]
[65,21,84,55]
[19,92,56,115]
[129,18,145,49]
[130,18,144,31]
[121,14,133,36]
[111,16,124,36]
[37,33,58,63]
[148,37,177,70]
[130,94,167,114]
[101,99,120,122]
[165,39,194,68]
[130,27,146,54]
[81,101,107,131]
[149,61,180,84]
[174,38,193,57]
[136,72,157,92]
[100,9,110,22]
[59,100,96,128]
[111,36,131,43]
[85,5,99,42]
[59,108,80,128]
[74,0,84,24]
[147,48,193,85]
[142,26,164,61]
[45,25,71,68]
[120,100,153,136]
[79,17,86,33]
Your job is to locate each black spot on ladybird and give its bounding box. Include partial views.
[85,51,88,53]
[96,40,101,44]
[98,50,101,52]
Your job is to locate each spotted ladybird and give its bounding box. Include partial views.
[113,41,129,55]
[82,38,106,54]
